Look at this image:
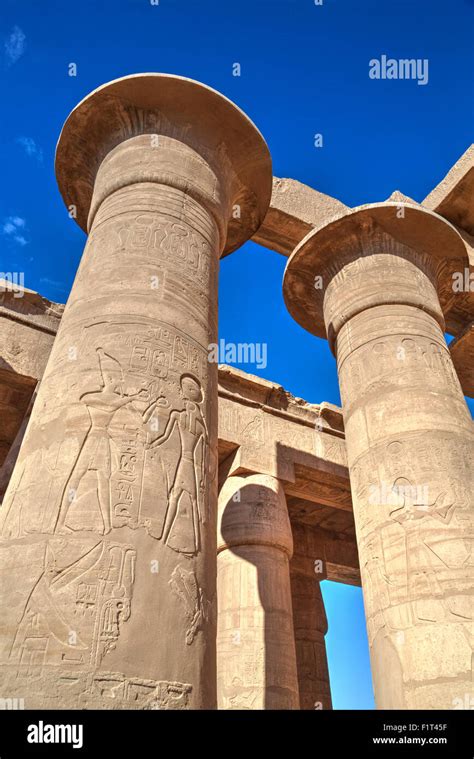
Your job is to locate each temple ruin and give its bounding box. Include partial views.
[0,74,472,710]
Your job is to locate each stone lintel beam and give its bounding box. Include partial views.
[422,146,474,370]
[284,463,352,512]
[251,177,348,256]
[217,365,348,486]
[218,364,346,440]
[0,279,64,331]
[289,526,360,587]
[423,144,474,236]
[0,280,64,378]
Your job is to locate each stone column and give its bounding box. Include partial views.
[290,523,332,710]
[0,74,271,709]
[284,203,473,709]
[217,473,300,709]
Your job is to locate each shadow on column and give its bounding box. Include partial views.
[217,475,299,710]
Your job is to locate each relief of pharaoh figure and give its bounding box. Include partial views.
[388,476,471,625]
[148,374,207,555]
[55,348,151,535]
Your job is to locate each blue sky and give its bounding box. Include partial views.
[1,0,473,710]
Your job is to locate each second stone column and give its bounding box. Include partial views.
[217,474,300,709]
[284,203,473,709]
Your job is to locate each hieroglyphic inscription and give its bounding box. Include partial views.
[3,539,135,684]
[1,318,209,557]
[116,214,212,286]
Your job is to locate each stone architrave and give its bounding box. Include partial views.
[217,473,299,709]
[283,202,474,709]
[0,74,271,709]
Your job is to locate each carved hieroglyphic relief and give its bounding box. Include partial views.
[354,433,472,646]
[1,318,209,557]
[0,538,136,695]
[218,393,347,483]
[0,315,212,705]
[338,333,464,412]
[147,373,208,555]
[303,231,474,708]
[87,673,192,710]
[169,565,211,645]
[115,214,212,287]
[3,665,192,710]
[249,484,288,528]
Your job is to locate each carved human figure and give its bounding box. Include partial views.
[389,476,471,625]
[56,348,150,534]
[149,374,207,554]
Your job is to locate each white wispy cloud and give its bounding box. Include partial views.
[39,277,67,292]
[2,216,28,246]
[16,136,43,163]
[4,26,26,66]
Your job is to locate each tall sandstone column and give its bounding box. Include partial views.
[284,203,473,709]
[0,74,271,709]
[217,474,299,709]
[290,523,332,710]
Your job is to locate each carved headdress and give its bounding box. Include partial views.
[96,347,124,392]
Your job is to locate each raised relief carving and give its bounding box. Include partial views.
[169,565,210,644]
[220,678,259,710]
[387,475,472,625]
[148,374,208,555]
[89,672,192,709]
[2,664,192,710]
[117,214,211,286]
[355,434,472,644]
[250,486,286,526]
[342,335,463,409]
[1,319,210,557]
[56,348,154,535]
[241,413,265,446]
[9,539,136,681]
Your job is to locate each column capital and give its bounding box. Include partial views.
[283,201,467,350]
[55,73,271,254]
[218,473,293,558]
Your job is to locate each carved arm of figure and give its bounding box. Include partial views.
[425,489,458,524]
[80,385,145,406]
[147,409,179,449]
[198,429,206,489]
[142,391,169,425]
